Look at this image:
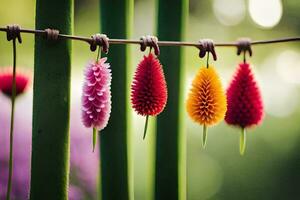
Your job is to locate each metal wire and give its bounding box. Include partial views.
[1,26,300,47]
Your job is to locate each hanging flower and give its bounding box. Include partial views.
[131,53,167,139]
[187,66,227,125]
[81,58,112,150]
[225,62,264,155]
[186,66,227,147]
[225,62,264,127]
[131,53,167,116]
[0,67,29,97]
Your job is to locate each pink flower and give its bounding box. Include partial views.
[81,58,112,130]
[0,67,30,97]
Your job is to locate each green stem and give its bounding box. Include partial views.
[30,0,73,199]
[240,128,246,155]
[202,125,207,148]
[94,48,100,152]
[93,128,97,152]
[155,0,188,199]
[143,115,149,140]
[6,38,17,200]
[96,47,101,62]
[206,53,209,68]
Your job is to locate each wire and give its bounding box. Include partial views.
[1,27,300,47]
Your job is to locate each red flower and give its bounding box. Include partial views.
[225,63,264,128]
[0,68,30,97]
[131,53,167,116]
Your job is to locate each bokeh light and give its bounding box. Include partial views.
[249,0,283,28]
[260,55,299,117]
[276,50,300,85]
[213,0,246,26]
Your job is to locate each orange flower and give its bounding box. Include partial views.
[186,66,227,146]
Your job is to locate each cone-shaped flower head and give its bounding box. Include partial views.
[0,67,29,97]
[225,62,264,155]
[225,62,264,128]
[131,53,168,116]
[186,65,227,147]
[81,58,112,130]
[186,66,227,126]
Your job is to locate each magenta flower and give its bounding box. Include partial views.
[81,58,112,150]
[81,58,112,129]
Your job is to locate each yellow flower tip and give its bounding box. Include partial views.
[186,66,227,126]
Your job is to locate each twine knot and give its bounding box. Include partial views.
[6,24,22,43]
[140,35,160,56]
[44,28,60,41]
[90,34,109,53]
[198,39,217,60]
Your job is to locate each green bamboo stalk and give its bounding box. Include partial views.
[30,0,73,199]
[99,0,133,199]
[155,0,188,199]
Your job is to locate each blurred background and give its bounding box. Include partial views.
[1,0,300,199]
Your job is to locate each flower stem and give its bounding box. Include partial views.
[202,125,207,148]
[143,115,149,140]
[96,46,101,62]
[240,128,246,155]
[6,38,17,200]
[93,128,97,152]
[206,53,210,68]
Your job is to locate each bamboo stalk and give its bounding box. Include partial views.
[98,0,133,199]
[155,0,188,199]
[30,0,73,199]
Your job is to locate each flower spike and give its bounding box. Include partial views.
[225,62,264,155]
[81,57,112,151]
[186,66,227,147]
[131,53,167,139]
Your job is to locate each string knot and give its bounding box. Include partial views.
[140,35,160,56]
[6,25,22,43]
[44,28,60,41]
[198,39,217,60]
[237,38,252,57]
[90,34,109,53]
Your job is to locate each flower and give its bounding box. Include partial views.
[225,62,264,155]
[0,67,29,97]
[225,63,264,128]
[186,66,227,126]
[131,53,167,116]
[81,58,112,130]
